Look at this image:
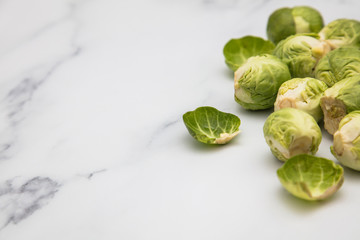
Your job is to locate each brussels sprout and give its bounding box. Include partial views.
[315,46,360,87]
[274,78,328,122]
[267,6,324,44]
[234,54,291,110]
[319,19,360,49]
[223,36,275,72]
[273,34,331,78]
[263,108,322,161]
[331,111,360,171]
[277,154,344,201]
[320,76,360,135]
[183,106,240,144]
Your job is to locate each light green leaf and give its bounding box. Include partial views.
[183,106,240,144]
[277,154,344,201]
[223,36,275,72]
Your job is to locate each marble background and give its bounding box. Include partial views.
[1,0,360,239]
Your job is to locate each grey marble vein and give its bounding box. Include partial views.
[6,0,85,122]
[7,47,81,122]
[0,1,86,160]
[202,0,268,10]
[202,0,238,7]
[0,0,87,58]
[86,169,107,179]
[146,117,182,148]
[0,45,81,161]
[0,177,61,230]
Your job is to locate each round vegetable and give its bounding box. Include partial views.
[331,111,360,171]
[315,46,360,87]
[277,154,344,201]
[223,36,275,72]
[183,106,241,144]
[263,108,322,161]
[274,77,328,122]
[320,75,360,135]
[273,34,331,78]
[234,54,291,110]
[319,19,360,49]
[267,6,324,44]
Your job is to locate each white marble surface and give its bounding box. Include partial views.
[1,0,360,239]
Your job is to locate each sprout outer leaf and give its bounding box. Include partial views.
[320,75,360,135]
[320,19,360,49]
[292,6,324,33]
[273,34,331,78]
[267,7,296,44]
[315,46,360,87]
[234,54,291,110]
[274,77,328,122]
[267,6,324,44]
[263,108,322,161]
[277,154,344,201]
[183,106,241,144]
[223,36,275,71]
[332,110,360,171]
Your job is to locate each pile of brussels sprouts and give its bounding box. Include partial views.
[184,6,360,201]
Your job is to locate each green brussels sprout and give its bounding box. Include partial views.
[315,46,360,87]
[320,76,360,135]
[274,77,328,122]
[183,106,241,144]
[319,19,360,49]
[223,36,275,72]
[277,154,344,201]
[267,6,324,44]
[263,108,322,161]
[331,111,360,171]
[273,34,331,78]
[234,54,291,110]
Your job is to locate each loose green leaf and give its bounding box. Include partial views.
[183,106,240,144]
[277,154,344,201]
[223,36,275,72]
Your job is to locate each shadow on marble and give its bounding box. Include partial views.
[343,167,360,181]
[275,186,343,214]
[181,134,238,153]
[320,122,333,142]
[235,107,274,119]
[222,67,234,80]
[260,151,283,170]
